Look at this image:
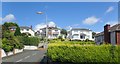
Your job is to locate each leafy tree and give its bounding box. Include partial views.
[14,27,21,36]
[92,32,96,38]
[61,29,67,35]
[2,22,24,52]
[2,22,18,32]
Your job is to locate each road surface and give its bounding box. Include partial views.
[2,49,47,64]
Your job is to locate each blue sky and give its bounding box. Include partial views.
[2,0,120,2]
[2,2,118,32]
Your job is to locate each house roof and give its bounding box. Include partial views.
[41,27,60,30]
[95,32,104,37]
[20,26,31,29]
[71,28,92,31]
[95,24,120,37]
[109,24,120,32]
[20,26,35,32]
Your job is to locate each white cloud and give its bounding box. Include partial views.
[34,21,56,31]
[48,21,56,27]
[2,14,16,22]
[83,16,100,25]
[105,6,114,13]
[34,23,46,31]
[105,21,118,26]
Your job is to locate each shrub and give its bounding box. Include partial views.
[2,38,13,52]
[18,36,40,46]
[47,44,118,63]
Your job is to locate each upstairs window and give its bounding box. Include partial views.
[26,29,29,31]
[55,30,58,31]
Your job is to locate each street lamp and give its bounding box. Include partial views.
[36,11,48,48]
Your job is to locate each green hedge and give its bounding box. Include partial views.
[17,36,40,46]
[47,45,118,63]
[49,40,95,45]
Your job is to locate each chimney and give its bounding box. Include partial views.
[30,25,32,29]
[104,24,110,44]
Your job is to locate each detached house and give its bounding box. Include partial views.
[95,24,120,45]
[36,27,61,39]
[20,26,35,36]
[67,28,93,41]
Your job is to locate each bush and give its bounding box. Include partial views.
[2,37,24,52]
[2,38,13,52]
[18,36,40,46]
[47,44,118,63]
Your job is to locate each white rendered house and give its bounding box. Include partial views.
[36,27,61,39]
[67,28,93,41]
[20,26,35,36]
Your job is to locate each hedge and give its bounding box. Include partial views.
[47,44,118,63]
[17,36,40,46]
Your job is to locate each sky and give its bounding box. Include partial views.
[2,0,120,2]
[1,2,118,32]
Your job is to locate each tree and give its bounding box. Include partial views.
[2,22,24,52]
[92,32,96,38]
[61,29,67,35]
[14,27,21,36]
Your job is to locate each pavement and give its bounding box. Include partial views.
[1,49,47,64]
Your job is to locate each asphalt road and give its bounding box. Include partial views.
[2,49,47,64]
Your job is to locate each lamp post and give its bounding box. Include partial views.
[37,12,48,48]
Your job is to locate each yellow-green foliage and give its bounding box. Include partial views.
[47,43,119,63]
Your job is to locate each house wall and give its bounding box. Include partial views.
[20,29,35,36]
[70,30,93,40]
[110,32,116,45]
[95,35,104,45]
[116,31,120,45]
[48,29,61,39]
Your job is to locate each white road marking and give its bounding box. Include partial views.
[24,56,30,59]
[16,59,23,62]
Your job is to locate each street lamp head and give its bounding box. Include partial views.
[37,12,43,14]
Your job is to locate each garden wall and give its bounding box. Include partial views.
[24,45,38,50]
[1,48,23,58]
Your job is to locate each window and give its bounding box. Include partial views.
[26,29,29,31]
[55,30,58,31]
[53,34,58,37]
[80,35,85,39]
[73,34,79,38]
